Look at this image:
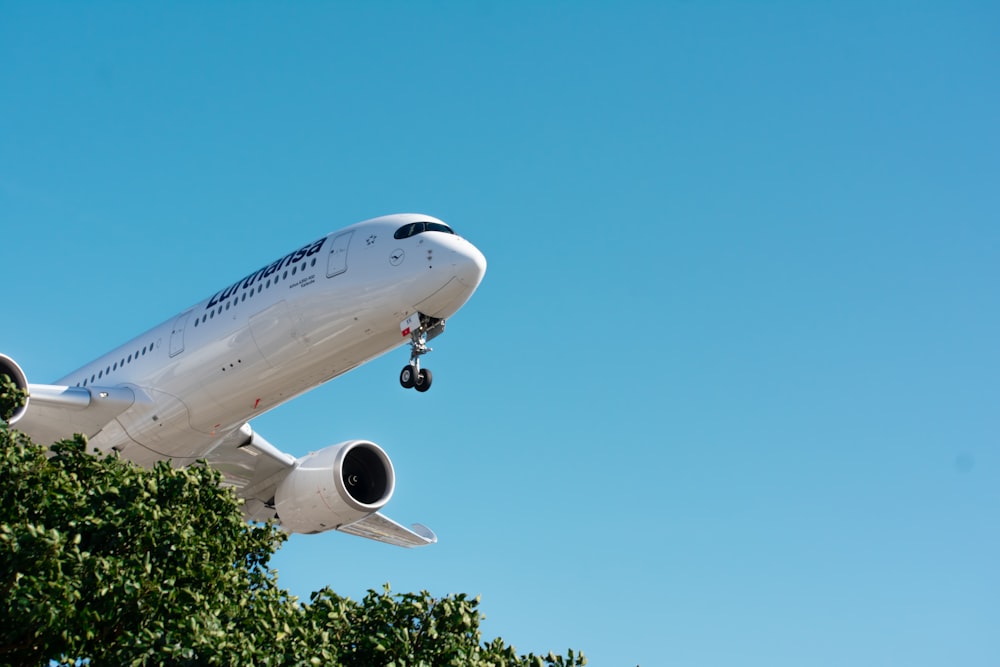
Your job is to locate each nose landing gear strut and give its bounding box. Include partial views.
[399,315,445,392]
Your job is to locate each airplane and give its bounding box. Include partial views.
[0,213,486,547]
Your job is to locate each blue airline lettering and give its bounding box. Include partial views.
[206,237,327,309]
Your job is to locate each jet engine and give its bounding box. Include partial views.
[274,440,395,534]
[0,353,29,424]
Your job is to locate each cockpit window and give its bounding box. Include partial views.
[393,221,456,239]
[393,223,422,239]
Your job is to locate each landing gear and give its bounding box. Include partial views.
[414,367,432,392]
[399,364,416,389]
[398,314,445,392]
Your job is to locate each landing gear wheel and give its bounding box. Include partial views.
[414,368,433,392]
[399,365,416,389]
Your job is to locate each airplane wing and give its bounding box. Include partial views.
[336,512,438,548]
[9,379,435,547]
[203,424,296,521]
[205,424,437,548]
[15,383,139,446]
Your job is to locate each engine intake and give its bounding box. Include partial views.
[274,440,395,534]
[0,353,29,424]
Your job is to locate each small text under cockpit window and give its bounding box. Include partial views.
[393,221,456,239]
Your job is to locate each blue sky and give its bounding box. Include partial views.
[3,2,999,665]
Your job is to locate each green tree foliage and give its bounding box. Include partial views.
[0,376,585,666]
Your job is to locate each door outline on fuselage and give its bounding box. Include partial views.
[169,311,193,357]
[326,231,353,278]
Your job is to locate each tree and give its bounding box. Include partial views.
[0,379,301,664]
[0,376,585,666]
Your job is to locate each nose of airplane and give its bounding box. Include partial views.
[454,242,487,290]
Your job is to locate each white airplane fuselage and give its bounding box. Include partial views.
[57,214,484,465]
[2,214,485,545]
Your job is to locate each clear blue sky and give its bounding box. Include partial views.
[3,3,999,665]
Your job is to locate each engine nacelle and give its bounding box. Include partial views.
[0,353,29,425]
[274,440,395,534]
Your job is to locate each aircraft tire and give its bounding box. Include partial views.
[400,365,416,389]
[414,368,433,392]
